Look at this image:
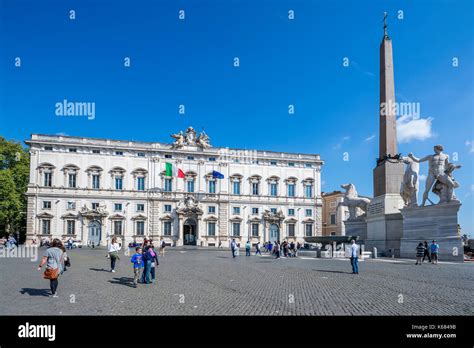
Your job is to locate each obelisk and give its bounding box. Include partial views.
[366,13,405,256]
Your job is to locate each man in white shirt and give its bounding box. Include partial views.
[350,240,359,274]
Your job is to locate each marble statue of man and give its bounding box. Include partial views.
[408,145,461,206]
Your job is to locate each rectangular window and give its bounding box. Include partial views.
[306,209,312,217]
[137,177,145,191]
[233,181,240,195]
[137,152,145,157]
[92,202,99,210]
[288,162,295,167]
[330,214,336,225]
[288,184,295,197]
[163,221,172,236]
[288,208,295,216]
[66,220,75,235]
[305,224,313,237]
[114,203,122,211]
[252,207,259,215]
[233,207,240,215]
[330,231,336,236]
[69,148,77,153]
[44,172,52,187]
[137,204,145,212]
[164,179,172,192]
[208,222,216,236]
[252,223,259,237]
[164,204,172,212]
[208,206,216,214]
[43,201,51,209]
[305,163,313,168]
[270,183,278,196]
[232,222,240,236]
[305,185,313,198]
[44,146,53,151]
[271,208,277,214]
[68,173,77,188]
[67,201,75,210]
[92,174,100,189]
[187,180,194,193]
[209,181,216,193]
[114,221,123,235]
[187,156,194,160]
[208,157,216,162]
[92,149,100,154]
[136,221,145,235]
[165,154,172,159]
[252,182,259,195]
[115,176,123,190]
[270,161,277,166]
[115,151,123,156]
[42,220,51,234]
[288,223,295,237]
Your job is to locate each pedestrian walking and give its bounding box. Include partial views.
[108,237,121,272]
[267,242,273,254]
[159,237,166,257]
[430,240,440,264]
[415,242,425,265]
[37,238,66,297]
[141,245,153,284]
[218,240,222,248]
[350,239,359,274]
[255,241,262,255]
[131,247,144,287]
[230,238,238,258]
[245,240,251,256]
[274,241,281,259]
[422,241,431,263]
[149,243,159,283]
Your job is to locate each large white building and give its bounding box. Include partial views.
[25,127,324,247]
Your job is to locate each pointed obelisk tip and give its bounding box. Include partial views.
[383,11,389,39]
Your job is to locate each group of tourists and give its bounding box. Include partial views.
[130,237,166,287]
[229,239,302,259]
[1,234,17,249]
[37,238,70,297]
[415,240,440,265]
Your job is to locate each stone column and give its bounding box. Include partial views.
[177,215,184,246]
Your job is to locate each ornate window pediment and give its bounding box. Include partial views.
[37,212,54,219]
[131,168,148,176]
[249,216,261,223]
[303,177,314,184]
[285,217,298,223]
[204,215,218,222]
[60,213,78,220]
[62,164,80,172]
[248,175,262,183]
[303,217,315,223]
[86,165,103,174]
[266,175,280,183]
[131,214,147,221]
[230,173,243,182]
[229,216,243,222]
[110,166,126,175]
[108,213,125,220]
[185,171,197,179]
[37,162,55,171]
[159,214,174,221]
[285,176,298,184]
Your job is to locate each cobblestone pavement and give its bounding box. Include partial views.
[0,246,473,315]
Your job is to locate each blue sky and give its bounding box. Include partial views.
[1,0,473,234]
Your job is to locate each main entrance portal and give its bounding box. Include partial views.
[269,224,280,244]
[183,218,197,245]
[88,220,101,246]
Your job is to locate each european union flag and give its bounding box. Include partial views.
[212,170,224,179]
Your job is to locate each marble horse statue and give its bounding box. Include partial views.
[339,183,371,219]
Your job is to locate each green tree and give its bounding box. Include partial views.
[0,136,30,240]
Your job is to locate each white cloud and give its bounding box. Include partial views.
[397,115,433,143]
[365,134,376,142]
[333,136,350,150]
[465,140,474,153]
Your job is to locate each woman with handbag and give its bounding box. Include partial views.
[37,238,65,298]
[108,237,121,273]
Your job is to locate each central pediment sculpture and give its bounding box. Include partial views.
[171,126,211,149]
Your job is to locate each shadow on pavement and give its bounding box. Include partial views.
[313,269,350,274]
[89,267,110,272]
[20,288,50,297]
[108,277,135,288]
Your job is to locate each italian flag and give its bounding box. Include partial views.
[165,162,185,178]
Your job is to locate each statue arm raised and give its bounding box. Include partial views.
[408,153,430,163]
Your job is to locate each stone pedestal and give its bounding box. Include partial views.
[366,194,404,256]
[344,218,367,241]
[400,201,463,262]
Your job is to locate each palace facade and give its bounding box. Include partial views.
[25,127,324,247]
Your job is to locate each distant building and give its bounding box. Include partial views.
[25,127,324,247]
[322,191,348,236]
